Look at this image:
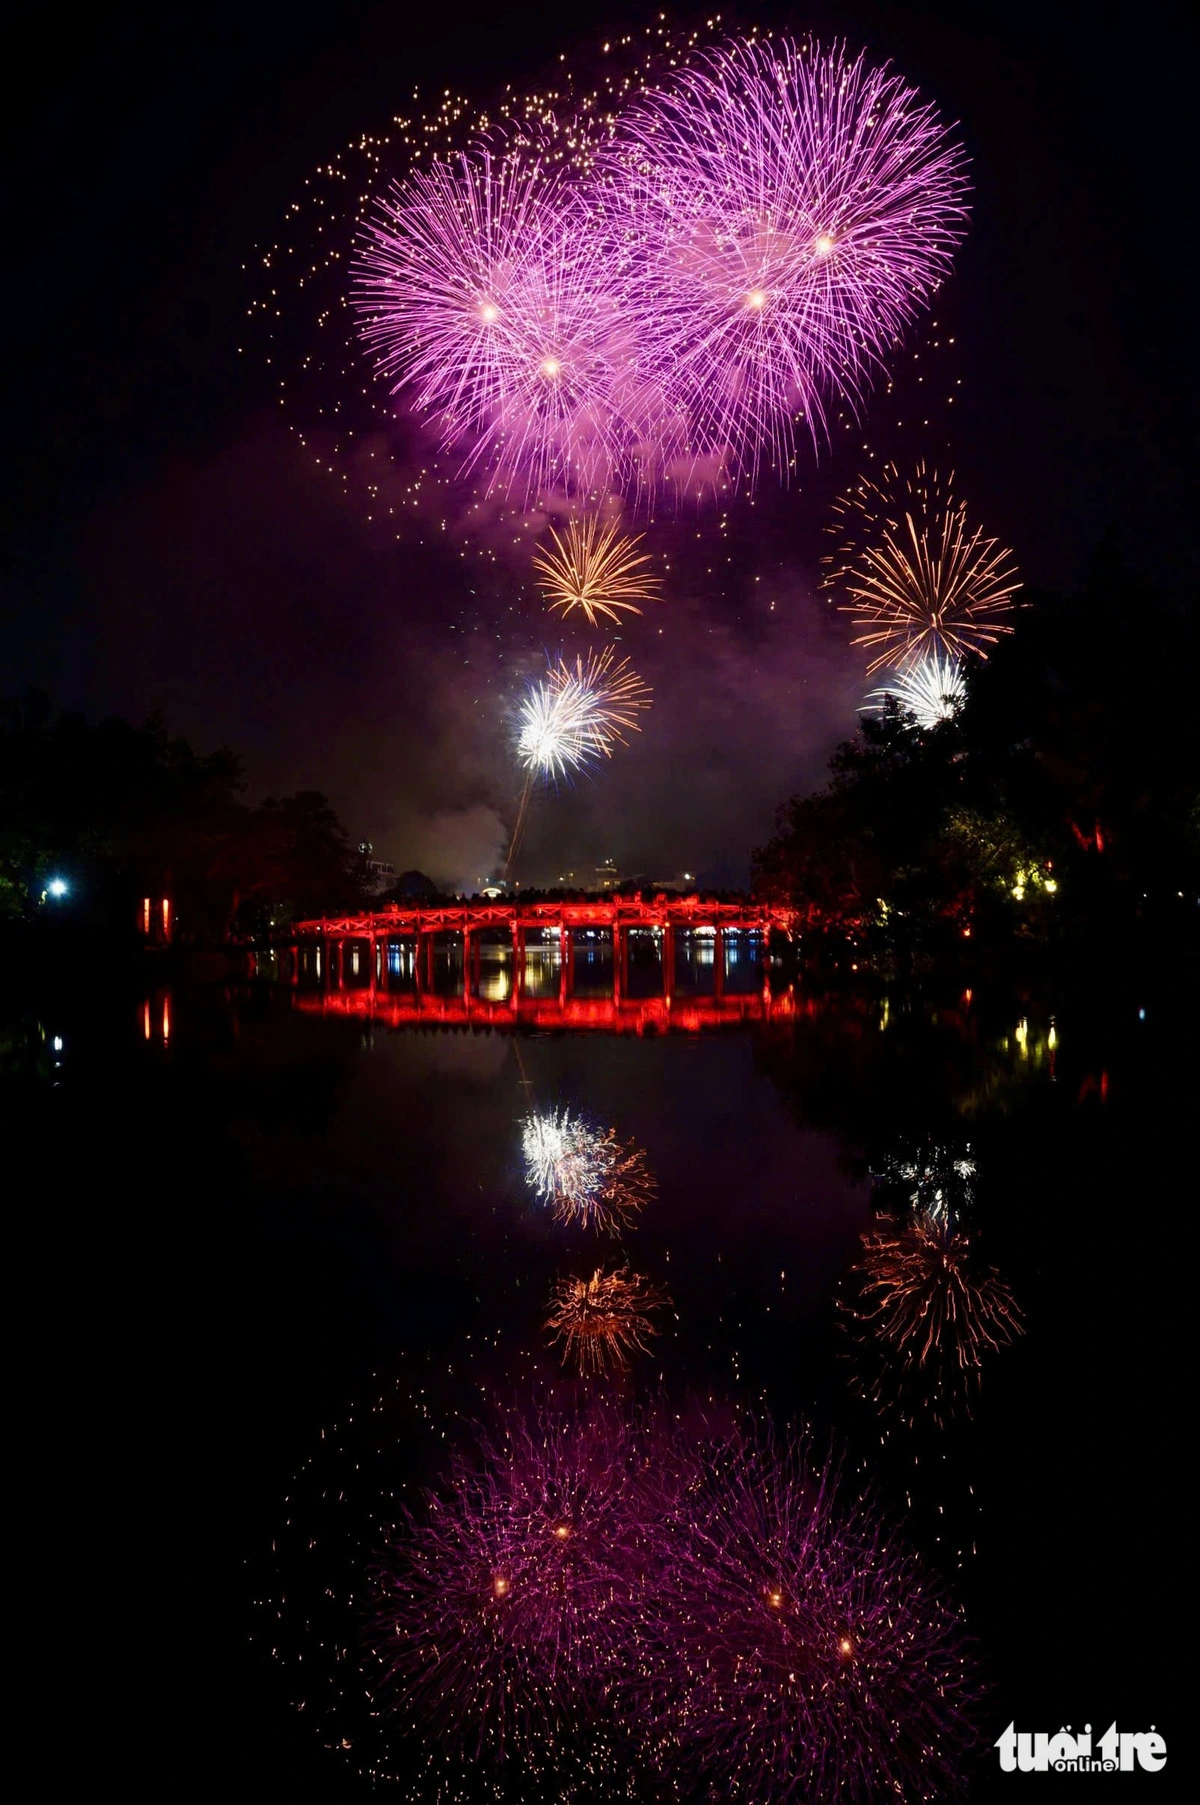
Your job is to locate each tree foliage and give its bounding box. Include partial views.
[0,694,366,935]
[755,555,1198,967]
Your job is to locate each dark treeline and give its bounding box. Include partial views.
[754,551,1198,974]
[0,692,366,939]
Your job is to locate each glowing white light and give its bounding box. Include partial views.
[813,232,836,257]
[479,301,499,323]
[745,288,767,309]
[47,878,68,898]
[540,356,561,377]
[861,651,965,729]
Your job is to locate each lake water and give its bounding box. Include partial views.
[9,946,1176,1798]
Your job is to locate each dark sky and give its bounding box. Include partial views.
[3,1,1193,887]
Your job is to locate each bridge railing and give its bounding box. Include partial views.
[289,894,796,939]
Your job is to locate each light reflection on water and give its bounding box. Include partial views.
[3,969,1171,1796]
[290,927,772,1004]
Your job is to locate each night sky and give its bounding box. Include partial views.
[4,0,1193,888]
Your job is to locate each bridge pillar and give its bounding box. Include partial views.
[612,926,623,1006]
[559,923,573,1004]
[424,931,436,992]
[662,925,675,1005]
[713,927,725,1000]
[462,928,472,1002]
[510,921,523,1001]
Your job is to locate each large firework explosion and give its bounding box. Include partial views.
[252,22,717,535]
[862,649,966,728]
[264,27,968,509]
[522,1108,656,1233]
[603,39,970,493]
[828,462,1020,673]
[533,516,662,626]
[878,1140,978,1225]
[545,1268,666,1375]
[354,151,634,501]
[265,1384,982,1799]
[630,1421,982,1801]
[842,1210,1024,1426]
[369,1396,672,1786]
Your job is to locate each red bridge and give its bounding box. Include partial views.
[274,894,797,1033]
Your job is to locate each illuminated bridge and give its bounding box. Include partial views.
[272,895,798,1034]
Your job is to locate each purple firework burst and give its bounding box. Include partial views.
[631,1422,981,1801]
[603,38,970,491]
[369,1397,669,1771]
[354,148,642,501]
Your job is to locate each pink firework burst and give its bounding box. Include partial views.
[353,147,638,501]
[369,1398,667,1769]
[631,1422,982,1801]
[603,38,970,492]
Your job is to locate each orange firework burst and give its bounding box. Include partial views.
[550,1130,656,1233]
[546,1267,667,1375]
[533,516,663,626]
[827,463,1020,674]
[842,1211,1023,1425]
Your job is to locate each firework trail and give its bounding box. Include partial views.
[371,1397,669,1773]
[828,463,1019,673]
[603,38,969,492]
[507,647,651,873]
[630,1420,982,1801]
[862,649,966,727]
[522,1108,656,1233]
[545,1268,667,1376]
[842,1211,1024,1426]
[533,516,662,626]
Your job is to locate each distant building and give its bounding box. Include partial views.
[358,841,397,895]
[555,860,620,891]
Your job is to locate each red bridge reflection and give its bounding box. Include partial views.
[294,984,798,1035]
[276,896,798,1035]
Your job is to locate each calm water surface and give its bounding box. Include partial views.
[9,944,1178,1798]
